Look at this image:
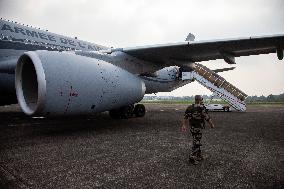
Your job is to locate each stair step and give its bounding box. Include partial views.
[182,64,247,112]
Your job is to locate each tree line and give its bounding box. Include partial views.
[143,93,284,102]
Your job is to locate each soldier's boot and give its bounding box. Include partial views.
[189,155,199,165]
[196,150,204,161]
[196,154,204,161]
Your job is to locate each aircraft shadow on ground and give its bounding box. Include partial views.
[0,112,146,138]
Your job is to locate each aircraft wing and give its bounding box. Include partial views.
[123,34,284,65]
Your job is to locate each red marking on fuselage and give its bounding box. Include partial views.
[70,92,78,97]
[64,85,79,114]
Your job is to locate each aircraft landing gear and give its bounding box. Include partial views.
[133,104,146,117]
[109,105,133,119]
[109,104,145,119]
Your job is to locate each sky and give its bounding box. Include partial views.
[0,0,284,96]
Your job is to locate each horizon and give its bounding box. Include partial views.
[144,93,284,97]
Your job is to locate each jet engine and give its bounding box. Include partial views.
[140,66,192,93]
[15,51,145,116]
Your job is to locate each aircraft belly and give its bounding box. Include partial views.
[141,77,191,94]
[0,49,27,57]
[0,72,17,105]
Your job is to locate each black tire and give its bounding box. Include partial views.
[134,104,146,117]
[109,105,134,119]
[120,105,134,119]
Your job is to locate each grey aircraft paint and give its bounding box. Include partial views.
[0,18,184,107]
[0,18,283,113]
[0,19,107,52]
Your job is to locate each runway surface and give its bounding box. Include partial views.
[0,104,283,188]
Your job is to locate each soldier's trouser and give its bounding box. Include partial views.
[190,127,202,157]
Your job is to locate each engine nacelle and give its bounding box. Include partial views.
[140,66,192,94]
[155,66,179,80]
[15,51,145,116]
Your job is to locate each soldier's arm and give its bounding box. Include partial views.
[203,107,215,128]
[181,117,188,132]
[181,108,190,132]
[207,118,215,128]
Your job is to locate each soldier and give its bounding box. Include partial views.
[181,95,214,165]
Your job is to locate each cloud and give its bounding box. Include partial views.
[1,0,284,96]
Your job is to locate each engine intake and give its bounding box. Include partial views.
[15,51,145,116]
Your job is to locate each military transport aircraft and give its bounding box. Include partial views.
[0,18,283,118]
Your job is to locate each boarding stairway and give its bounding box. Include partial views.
[182,64,248,111]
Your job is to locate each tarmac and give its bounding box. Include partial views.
[0,104,283,188]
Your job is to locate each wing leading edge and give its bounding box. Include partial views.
[122,34,284,65]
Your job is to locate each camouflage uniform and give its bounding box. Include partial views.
[184,104,211,161]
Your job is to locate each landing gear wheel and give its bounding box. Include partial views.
[109,105,134,119]
[134,104,146,117]
[120,105,134,119]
